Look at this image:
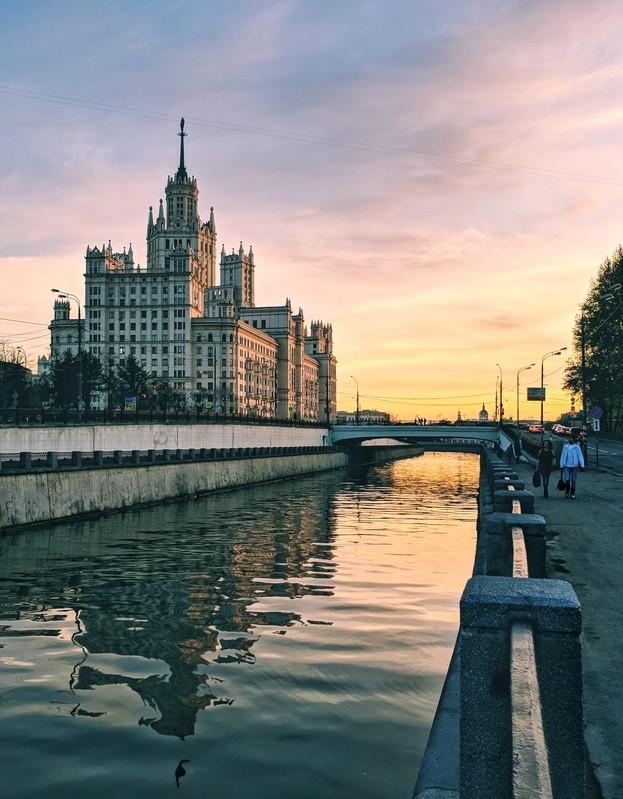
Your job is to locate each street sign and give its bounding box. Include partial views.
[593,418,601,432]
[527,387,545,401]
[591,406,603,419]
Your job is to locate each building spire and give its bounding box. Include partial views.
[176,117,188,179]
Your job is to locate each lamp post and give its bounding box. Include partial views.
[351,375,360,425]
[495,374,499,421]
[496,363,503,427]
[540,347,567,432]
[51,288,83,421]
[516,363,535,431]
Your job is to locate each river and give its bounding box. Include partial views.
[0,451,479,798]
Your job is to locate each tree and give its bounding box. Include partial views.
[0,360,30,408]
[116,355,151,409]
[563,246,623,433]
[151,377,176,412]
[49,350,102,410]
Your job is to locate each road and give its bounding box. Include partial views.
[584,435,623,473]
[522,431,623,475]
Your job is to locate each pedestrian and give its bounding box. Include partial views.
[514,434,523,463]
[559,434,585,499]
[537,439,556,498]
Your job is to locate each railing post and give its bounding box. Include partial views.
[483,512,547,577]
[459,575,583,799]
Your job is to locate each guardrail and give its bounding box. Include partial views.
[0,445,336,473]
[414,448,584,799]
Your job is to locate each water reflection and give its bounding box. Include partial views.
[0,453,480,799]
[0,477,340,740]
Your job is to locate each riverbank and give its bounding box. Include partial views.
[513,456,623,799]
[0,444,424,532]
[0,450,347,532]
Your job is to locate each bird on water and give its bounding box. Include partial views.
[175,759,190,788]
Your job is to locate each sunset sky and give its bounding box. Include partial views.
[2,1,623,421]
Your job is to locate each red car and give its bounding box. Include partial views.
[528,424,544,433]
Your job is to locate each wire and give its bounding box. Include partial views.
[2,84,623,186]
[0,316,48,326]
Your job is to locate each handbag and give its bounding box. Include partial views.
[556,471,566,491]
[532,470,541,488]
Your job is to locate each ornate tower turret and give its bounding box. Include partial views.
[145,118,217,290]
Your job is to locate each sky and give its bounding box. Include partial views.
[2,0,623,421]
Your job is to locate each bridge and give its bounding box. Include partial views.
[330,423,500,445]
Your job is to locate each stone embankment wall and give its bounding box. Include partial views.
[0,421,328,455]
[0,450,348,531]
[0,425,424,531]
[414,448,583,799]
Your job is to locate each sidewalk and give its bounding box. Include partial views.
[514,456,623,798]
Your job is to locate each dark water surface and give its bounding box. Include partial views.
[0,452,479,798]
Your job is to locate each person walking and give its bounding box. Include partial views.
[514,434,523,463]
[537,439,556,498]
[559,434,585,499]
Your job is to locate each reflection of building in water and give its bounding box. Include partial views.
[0,477,339,739]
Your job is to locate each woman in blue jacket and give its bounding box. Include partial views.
[559,435,585,499]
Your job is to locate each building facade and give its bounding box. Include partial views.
[50,119,337,421]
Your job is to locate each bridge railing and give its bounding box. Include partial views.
[414,448,584,799]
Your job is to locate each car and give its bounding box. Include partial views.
[554,425,572,437]
[528,424,544,433]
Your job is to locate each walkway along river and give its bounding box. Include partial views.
[0,451,479,799]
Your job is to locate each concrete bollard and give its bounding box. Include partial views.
[46,451,58,468]
[19,452,32,469]
[162,449,171,462]
[492,478,525,492]
[489,469,519,494]
[113,450,123,465]
[147,449,156,463]
[131,450,141,464]
[71,451,82,467]
[492,488,534,514]
[94,450,104,466]
[459,576,583,799]
[483,512,547,577]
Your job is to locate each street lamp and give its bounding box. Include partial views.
[350,375,360,425]
[540,347,567,431]
[51,288,83,421]
[516,363,535,431]
[496,363,503,427]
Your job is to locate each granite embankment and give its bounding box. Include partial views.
[0,429,424,531]
[0,450,346,531]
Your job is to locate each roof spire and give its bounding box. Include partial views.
[176,117,188,179]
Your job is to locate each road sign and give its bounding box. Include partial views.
[527,387,545,401]
[593,418,601,432]
[591,406,603,419]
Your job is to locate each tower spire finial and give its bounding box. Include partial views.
[177,117,188,179]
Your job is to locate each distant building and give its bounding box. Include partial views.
[336,408,390,425]
[49,119,337,421]
[479,403,489,422]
